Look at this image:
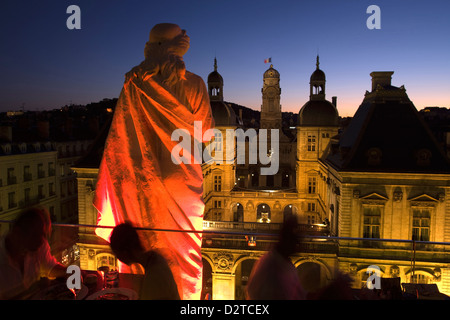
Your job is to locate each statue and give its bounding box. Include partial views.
[93,23,214,300]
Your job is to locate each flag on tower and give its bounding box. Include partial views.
[264,57,272,64]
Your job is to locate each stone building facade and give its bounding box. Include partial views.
[73,59,450,299]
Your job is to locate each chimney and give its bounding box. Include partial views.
[332,96,337,108]
[370,71,394,91]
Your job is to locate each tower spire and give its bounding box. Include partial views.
[316,55,320,70]
[214,57,217,72]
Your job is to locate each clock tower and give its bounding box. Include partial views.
[261,64,282,129]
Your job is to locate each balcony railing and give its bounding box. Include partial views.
[1,218,450,269]
[203,220,330,236]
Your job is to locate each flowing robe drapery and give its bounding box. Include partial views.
[93,67,214,300]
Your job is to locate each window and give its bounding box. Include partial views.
[307,202,316,212]
[308,177,316,194]
[363,207,381,238]
[49,183,55,196]
[213,175,222,192]
[412,209,430,241]
[8,192,16,209]
[307,214,316,225]
[307,135,316,152]
[23,165,31,181]
[49,206,56,222]
[214,131,222,152]
[213,212,222,221]
[38,163,45,178]
[213,200,222,221]
[60,164,65,177]
[7,168,16,185]
[367,147,382,166]
[38,185,45,199]
[24,188,31,204]
[48,162,55,176]
[233,203,244,222]
[257,204,271,223]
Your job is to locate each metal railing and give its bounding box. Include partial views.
[2,219,450,266]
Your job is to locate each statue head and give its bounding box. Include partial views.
[148,23,190,57]
[139,23,190,86]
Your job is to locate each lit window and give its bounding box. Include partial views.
[307,135,316,152]
[308,177,316,194]
[412,209,430,241]
[214,175,222,192]
[214,132,222,152]
[363,207,381,238]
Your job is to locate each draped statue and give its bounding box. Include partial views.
[93,23,214,300]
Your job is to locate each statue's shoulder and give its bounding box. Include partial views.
[124,65,141,83]
[185,71,206,85]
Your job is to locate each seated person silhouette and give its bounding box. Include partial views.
[0,207,67,299]
[109,222,180,300]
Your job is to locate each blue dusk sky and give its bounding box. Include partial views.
[0,0,449,117]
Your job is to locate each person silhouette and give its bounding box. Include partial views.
[0,207,67,299]
[109,222,180,300]
[246,214,306,300]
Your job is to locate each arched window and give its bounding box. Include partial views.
[283,205,297,222]
[256,203,271,223]
[233,203,244,222]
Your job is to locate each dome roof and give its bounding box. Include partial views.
[299,100,339,127]
[211,100,239,127]
[263,65,280,78]
[310,68,326,82]
[208,70,223,84]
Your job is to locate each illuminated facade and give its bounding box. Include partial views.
[73,60,450,299]
[0,117,93,263]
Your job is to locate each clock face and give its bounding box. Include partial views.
[266,87,277,98]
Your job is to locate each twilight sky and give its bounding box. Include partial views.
[1,0,449,117]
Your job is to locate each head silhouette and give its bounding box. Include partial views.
[12,207,47,252]
[110,222,144,265]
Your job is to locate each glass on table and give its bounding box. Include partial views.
[106,270,119,288]
[97,266,110,289]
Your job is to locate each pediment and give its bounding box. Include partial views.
[409,194,438,202]
[360,192,388,205]
[211,167,225,174]
[409,194,438,207]
[360,192,388,201]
